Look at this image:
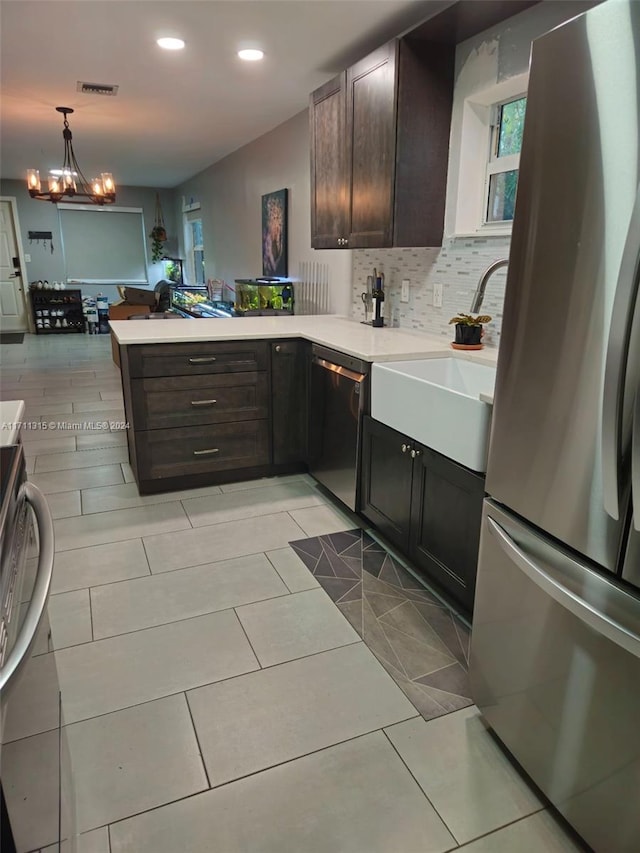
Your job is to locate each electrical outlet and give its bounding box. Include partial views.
[400,279,410,303]
[24,253,31,263]
[433,282,443,308]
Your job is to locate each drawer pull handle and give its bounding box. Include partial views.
[188,357,217,364]
[190,399,217,407]
[193,448,220,456]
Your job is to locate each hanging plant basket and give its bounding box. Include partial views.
[149,193,167,262]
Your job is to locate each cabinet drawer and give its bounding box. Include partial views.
[127,340,269,378]
[136,421,270,480]
[131,373,268,429]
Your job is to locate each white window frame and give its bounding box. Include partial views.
[448,72,528,238]
[183,209,205,285]
[483,95,526,228]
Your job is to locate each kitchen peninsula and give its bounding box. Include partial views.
[112,316,497,612]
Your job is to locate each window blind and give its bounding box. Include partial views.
[59,205,148,284]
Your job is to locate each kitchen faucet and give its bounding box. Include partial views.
[470,258,509,314]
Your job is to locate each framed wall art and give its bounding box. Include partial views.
[261,188,288,277]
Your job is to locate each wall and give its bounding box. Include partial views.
[0,179,177,304]
[350,1,595,347]
[174,109,352,316]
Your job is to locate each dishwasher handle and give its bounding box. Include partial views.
[0,482,55,693]
[312,356,367,384]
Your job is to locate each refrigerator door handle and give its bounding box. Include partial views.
[0,482,55,693]
[487,517,640,659]
[634,389,640,531]
[602,182,640,521]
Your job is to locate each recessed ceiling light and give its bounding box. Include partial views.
[157,37,185,51]
[238,49,264,62]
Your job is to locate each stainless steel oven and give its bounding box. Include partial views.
[0,443,77,852]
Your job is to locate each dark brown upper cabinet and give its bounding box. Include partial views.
[310,38,454,249]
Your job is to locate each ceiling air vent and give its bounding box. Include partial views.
[77,81,119,96]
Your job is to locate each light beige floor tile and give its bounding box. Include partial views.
[237,587,359,667]
[49,588,93,649]
[385,708,543,844]
[91,553,288,639]
[45,489,82,519]
[2,651,60,741]
[186,642,416,787]
[68,694,207,833]
[1,728,60,851]
[218,473,311,493]
[21,435,77,455]
[76,431,127,450]
[266,546,320,592]
[35,445,128,473]
[183,481,325,527]
[54,500,190,551]
[44,388,102,400]
[289,503,362,537]
[41,826,111,853]
[29,464,124,495]
[144,511,305,574]
[23,400,74,417]
[457,811,584,852]
[109,731,455,853]
[121,461,135,482]
[51,538,150,594]
[56,610,259,723]
[73,399,125,414]
[99,388,124,401]
[81,481,222,515]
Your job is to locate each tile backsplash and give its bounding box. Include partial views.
[351,236,511,349]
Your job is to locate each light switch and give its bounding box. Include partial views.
[433,282,443,307]
[400,279,410,303]
[24,253,31,262]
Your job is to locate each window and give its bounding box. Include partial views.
[484,96,527,224]
[447,71,528,237]
[184,208,205,284]
[59,205,148,284]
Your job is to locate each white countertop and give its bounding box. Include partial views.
[0,400,25,446]
[110,315,499,367]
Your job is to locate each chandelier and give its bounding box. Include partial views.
[27,107,116,205]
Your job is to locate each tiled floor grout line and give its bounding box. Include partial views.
[183,691,212,789]
[85,589,295,645]
[100,723,423,840]
[88,587,95,642]
[381,727,460,846]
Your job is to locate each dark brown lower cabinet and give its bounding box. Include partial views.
[360,415,485,614]
[271,339,309,465]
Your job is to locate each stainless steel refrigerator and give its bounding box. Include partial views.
[469,2,640,850]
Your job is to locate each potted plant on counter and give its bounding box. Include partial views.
[448,313,492,349]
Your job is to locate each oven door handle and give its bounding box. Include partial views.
[0,482,54,693]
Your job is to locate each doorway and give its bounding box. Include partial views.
[0,199,28,331]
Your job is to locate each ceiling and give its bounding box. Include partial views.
[0,0,452,189]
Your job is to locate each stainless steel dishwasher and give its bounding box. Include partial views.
[308,345,369,511]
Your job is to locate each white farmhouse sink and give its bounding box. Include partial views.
[371,358,497,472]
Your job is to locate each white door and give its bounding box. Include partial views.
[0,200,27,331]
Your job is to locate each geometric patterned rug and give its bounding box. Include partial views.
[289,529,473,721]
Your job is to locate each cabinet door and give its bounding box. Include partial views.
[309,73,349,249]
[346,42,398,248]
[410,445,485,613]
[271,340,308,465]
[360,416,413,552]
